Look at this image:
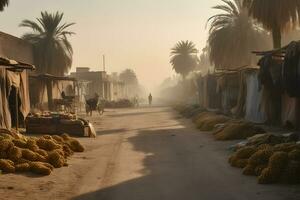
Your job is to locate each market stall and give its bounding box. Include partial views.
[29,73,77,112]
[25,112,92,137]
[0,57,35,130]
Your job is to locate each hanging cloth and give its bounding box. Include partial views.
[0,67,12,129]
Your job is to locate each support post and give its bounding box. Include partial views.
[15,88,19,131]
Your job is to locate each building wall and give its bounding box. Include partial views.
[0,31,34,64]
[70,68,128,101]
[70,70,107,99]
[112,81,126,100]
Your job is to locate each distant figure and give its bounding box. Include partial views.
[148,93,153,106]
[134,95,139,107]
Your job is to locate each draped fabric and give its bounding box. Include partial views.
[245,71,266,123]
[283,42,300,97]
[19,70,30,118]
[0,68,11,129]
[281,93,300,128]
[258,56,282,125]
[0,67,30,129]
[206,75,221,109]
[231,72,247,118]
[217,73,240,114]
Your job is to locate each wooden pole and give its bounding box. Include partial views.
[15,88,19,131]
[46,80,53,111]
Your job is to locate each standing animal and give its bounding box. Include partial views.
[85,93,104,116]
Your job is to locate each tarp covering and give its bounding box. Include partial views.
[244,71,266,123]
[206,74,221,109]
[0,68,11,129]
[30,75,75,110]
[217,73,240,114]
[0,67,30,129]
[281,93,299,128]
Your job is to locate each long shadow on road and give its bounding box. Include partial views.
[73,125,300,200]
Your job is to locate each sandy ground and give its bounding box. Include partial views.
[0,106,300,200]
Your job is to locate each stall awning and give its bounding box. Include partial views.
[30,73,77,82]
[0,57,35,71]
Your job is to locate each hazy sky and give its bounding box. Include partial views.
[0,0,219,91]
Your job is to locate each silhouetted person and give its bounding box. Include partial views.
[148,93,153,106]
[134,95,139,107]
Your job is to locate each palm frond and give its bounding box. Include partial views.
[170,40,198,77]
[19,20,43,33]
[0,0,9,11]
[207,0,271,69]
[20,11,75,76]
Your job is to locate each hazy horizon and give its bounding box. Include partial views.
[0,0,219,92]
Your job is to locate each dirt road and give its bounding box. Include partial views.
[1,107,300,200]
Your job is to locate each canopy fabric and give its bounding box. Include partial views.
[6,70,20,88]
[19,70,30,118]
[0,66,30,129]
[0,68,11,129]
[245,71,266,123]
[281,93,299,128]
[216,73,240,114]
[30,77,75,110]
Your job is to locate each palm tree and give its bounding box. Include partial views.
[207,0,270,69]
[245,0,300,48]
[0,0,9,11]
[119,69,139,86]
[170,40,198,78]
[20,11,75,76]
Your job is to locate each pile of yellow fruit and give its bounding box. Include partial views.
[229,143,300,184]
[0,132,84,176]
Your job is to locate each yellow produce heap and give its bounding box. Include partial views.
[194,112,230,131]
[214,121,265,141]
[0,132,84,176]
[175,105,265,140]
[229,143,300,184]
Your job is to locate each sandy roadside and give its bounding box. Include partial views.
[1,107,300,200]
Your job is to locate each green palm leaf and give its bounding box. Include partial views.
[170,40,198,78]
[207,0,270,69]
[245,0,300,48]
[20,11,75,76]
[0,0,9,11]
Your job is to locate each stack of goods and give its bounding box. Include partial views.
[174,104,203,119]
[213,121,265,141]
[26,112,90,137]
[104,99,134,108]
[194,112,230,131]
[31,112,76,120]
[229,134,300,184]
[175,104,265,140]
[0,130,84,176]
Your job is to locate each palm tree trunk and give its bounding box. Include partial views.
[272,26,282,49]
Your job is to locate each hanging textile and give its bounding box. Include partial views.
[245,71,266,123]
[283,41,300,97]
[0,67,31,129]
[0,67,12,129]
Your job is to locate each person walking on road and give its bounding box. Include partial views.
[148,93,153,106]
